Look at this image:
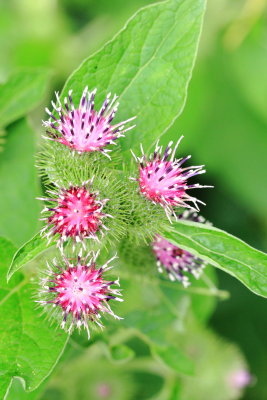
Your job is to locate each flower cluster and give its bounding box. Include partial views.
[37,87,211,336]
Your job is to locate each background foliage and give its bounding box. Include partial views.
[0,0,267,399]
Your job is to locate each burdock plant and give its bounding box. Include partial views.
[3,0,267,398]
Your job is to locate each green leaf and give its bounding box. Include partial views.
[123,298,187,347]
[0,68,50,127]
[153,345,194,376]
[121,273,223,349]
[0,237,16,269]
[163,220,267,298]
[159,265,222,324]
[109,344,135,364]
[62,0,206,158]
[169,381,182,400]
[0,128,5,152]
[5,377,47,400]
[189,267,219,322]
[0,118,41,246]
[0,237,68,399]
[7,233,56,281]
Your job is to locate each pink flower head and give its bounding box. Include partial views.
[96,383,112,398]
[43,86,136,157]
[152,210,207,286]
[37,251,122,336]
[40,180,111,246]
[131,137,212,218]
[228,369,252,389]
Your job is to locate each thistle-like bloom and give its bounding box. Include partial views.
[43,86,136,157]
[40,180,111,246]
[152,210,207,286]
[131,137,212,218]
[37,251,122,337]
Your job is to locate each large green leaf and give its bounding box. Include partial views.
[0,118,41,246]
[153,345,194,376]
[7,233,56,281]
[0,69,50,128]
[5,378,47,400]
[163,220,267,298]
[62,0,206,158]
[0,237,68,399]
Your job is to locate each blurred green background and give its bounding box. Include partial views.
[0,0,267,399]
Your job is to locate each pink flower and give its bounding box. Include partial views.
[152,210,207,286]
[40,180,111,246]
[131,137,212,218]
[43,87,136,157]
[37,251,122,336]
[228,369,252,389]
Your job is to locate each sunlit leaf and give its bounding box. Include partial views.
[7,233,56,281]
[0,237,68,399]
[163,220,267,298]
[5,378,46,400]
